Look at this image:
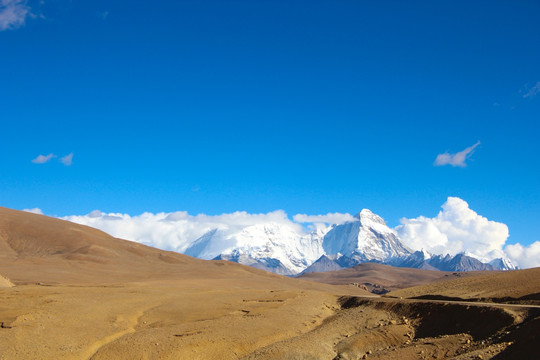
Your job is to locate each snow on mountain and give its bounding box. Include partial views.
[489,257,518,271]
[177,209,515,275]
[445,250,517,271]
[184,223,327,275]
[322,209,411,263]
[61,206,520,274]
[214,251,293,275]
[187,208,414,275]
[179,208,513,275]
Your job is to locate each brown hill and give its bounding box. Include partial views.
[0,206,333,287]
[0,206,215,283]
[298,262,485,294]
[388,266,540,303]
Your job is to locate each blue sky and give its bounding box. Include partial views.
[1,1,539,249]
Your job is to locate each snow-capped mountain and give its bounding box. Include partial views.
[488,257,518,271]
[303,251,514,273]
[182,208,516,275]
[184,223,327,275]
[322,209,411,263]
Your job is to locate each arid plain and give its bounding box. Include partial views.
[1,207,539,359]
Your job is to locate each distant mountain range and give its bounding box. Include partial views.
[184,209,517,275]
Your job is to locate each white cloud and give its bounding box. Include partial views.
[395,197,540,269]
[504,242,540,268]
[523,81,540,98]
[62,210,306,254]
[32,153,56,164]
[434,141,480,167]
[293,212,355,225]
[396,197,509,262]
[0,0,29,30]
[23,207,43,215]
[60,153,73,166]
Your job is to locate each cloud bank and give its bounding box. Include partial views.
[0,0,29,30]
[396,197,508,262]
[396,197,539,268]
[504,242,540,269]
[62,210,309,254]
[31,198,535,269]
[434,141,480,167]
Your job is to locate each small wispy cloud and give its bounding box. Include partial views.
[434,141,480,167]
[32,152,74,165]
[23,207,43,215]
[32,153,56,164]
[0,0,30,31]
[523,81,540,98]
[60,153,73,166]
[98,10,109,20]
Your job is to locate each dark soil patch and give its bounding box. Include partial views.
[339,297,516,340]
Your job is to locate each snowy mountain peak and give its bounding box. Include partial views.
[323,210,410,262]
[184,221,325,275]
[180,208,510,275]
[355,209,386,225]
[489,257,518,271]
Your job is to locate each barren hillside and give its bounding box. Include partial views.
[388,267,540,303]
[0,207,538,359]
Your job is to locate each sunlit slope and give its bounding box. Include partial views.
[388,267,540,301]
[0,206,215,284]
[0,274,13,287]
[0,206,371,295]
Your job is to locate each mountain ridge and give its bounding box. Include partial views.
[188,208,515,275]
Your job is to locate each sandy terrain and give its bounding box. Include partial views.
[0,281,349,359]
[1,206,539,359]
[388,267,540,304]
[0,274,13,288]
[3,282,538,360]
